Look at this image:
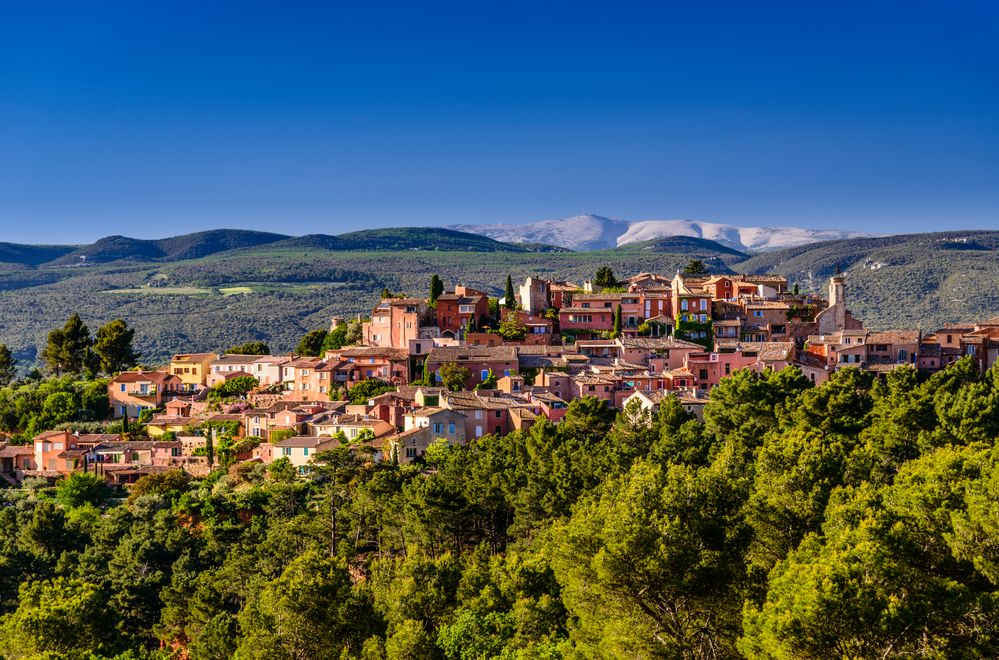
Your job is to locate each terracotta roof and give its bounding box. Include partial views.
[560,306,614,313]
[571,293,636,301]
[172,352,216,362]
[426,346,518,362]
[619,337,704,351]
[866,330,921,345]
[0,445,33,457]
[111,370,181,384]
[338,347,409,360]
[274,436,338,448]
[212,354,259,365]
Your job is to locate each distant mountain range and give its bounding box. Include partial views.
[450,214,872,252]
[0,215,872,268]
[0,223,996,366]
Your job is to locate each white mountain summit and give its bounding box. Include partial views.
[450,214,871,252]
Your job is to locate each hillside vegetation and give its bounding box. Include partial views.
[0,228,996,366]
[734,230,999,329]
[2,363,999,657]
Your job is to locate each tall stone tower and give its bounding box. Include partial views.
[816,271,847,334]
[828,272,845,308]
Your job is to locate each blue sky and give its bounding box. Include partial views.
[1,1,996,244]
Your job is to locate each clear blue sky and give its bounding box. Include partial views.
[1,1,996,244]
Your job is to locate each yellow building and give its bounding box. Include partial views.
[169,353,215,390]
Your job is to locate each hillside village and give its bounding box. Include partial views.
[4,266,998,486]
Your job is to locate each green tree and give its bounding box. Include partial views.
[551,459,749,657]
[497,312,526,340]
[237,551,377,659]
[211,375,259,398]
[56,472,112,508]
[742,446,999,658]
[429,274,445,306]
[94,319,140,374]
[594,266,617,288]
[226,341,270,355]
[127,469,190,503]
[41,313,94,375]
[504,275,516,309]
[683,259,709,274]
[0,578,119,658]
[43,390,78,425]
[439,362,471,391]
[0,343,16,385]
[268,456,297,482]
[611,303,622,338]
[297,329,329,356]
[348,378,396,404]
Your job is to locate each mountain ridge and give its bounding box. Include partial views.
[451,214,873,252]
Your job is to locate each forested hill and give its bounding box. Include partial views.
[0,227,534,268]
[2,362,999,657]
[0,228,996,366]
[733,230,999,329]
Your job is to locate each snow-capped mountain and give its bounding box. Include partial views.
[450,214,872,252]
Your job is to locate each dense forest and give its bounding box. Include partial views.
[2,358,998,658]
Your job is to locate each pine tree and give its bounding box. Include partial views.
[41,314,93,375]
[683,259,709,275]
[429,274,444,306]
[0,344,15,385]
[613,304,623,338]
[595,266,617,288]
[94,319,140,374]
[504,275,516,309]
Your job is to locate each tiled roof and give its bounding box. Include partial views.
[426,346,518,362]
[111,370,180,384]
[560,306,614,314]
[172,352,216,362]
[212,354,259,364]
[867,330,920,345]
[619,337,704,351]
[338,347,409,360]
[274,436,338,448]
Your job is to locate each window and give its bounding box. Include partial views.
[405,447,417,458]
[449,422,456,433]
[681,300,688,311]
[700,299,707,311]
[303,447,309,456]
[754,310,763,317]
[282,447,292,456]
[481,369,489,380]
[433,423,444,434]
[120,384,126,392]
[495,411,502,418]
[699,369,708,380]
